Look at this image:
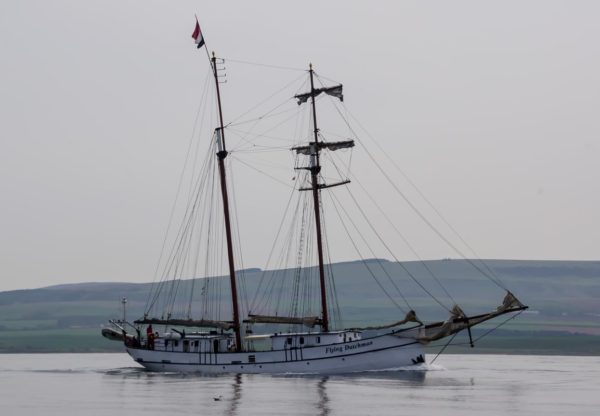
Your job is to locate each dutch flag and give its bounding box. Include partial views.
[192,18,205,49]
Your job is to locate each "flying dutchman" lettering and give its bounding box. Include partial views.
[325,341,373,354]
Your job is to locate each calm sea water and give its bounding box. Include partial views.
[0,353,598,415]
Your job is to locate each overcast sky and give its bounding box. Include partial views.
[1,1,598,291]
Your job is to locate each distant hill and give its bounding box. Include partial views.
[1,259,599,354]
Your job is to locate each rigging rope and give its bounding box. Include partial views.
[429,309,525,364]
[429,332,459,365]
[327,191,408,312]
[322,208,343,329]
[342,186,452,312]
[234,109,304,149]
[325,187,406,307]
[223,57,307,72]
[144,70,213,314]
[228,157,251,317]
[327,150,458,306]
[344,108,508,290]
[226,73,307,127]
[249,181,298,311]
[230,155,294,189]
[325,98,508,292]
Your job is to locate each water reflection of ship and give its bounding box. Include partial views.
[220,370,426,415]
[223,373,333,416]
[225,373,242,416]
[314,371,427,415]
[317,377,330,416]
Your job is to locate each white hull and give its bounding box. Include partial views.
[126,333,424,374]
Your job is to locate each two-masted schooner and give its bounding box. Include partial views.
[102,19,527,374]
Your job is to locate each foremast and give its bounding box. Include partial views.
[211,52,242,351]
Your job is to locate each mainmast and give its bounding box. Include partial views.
[292,65,352,333]
[211,52,242,351]
[308,64,330,333]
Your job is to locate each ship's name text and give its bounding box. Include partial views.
[325,341,373,354]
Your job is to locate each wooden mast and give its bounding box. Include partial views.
[211,52,242,351]
[308,64,330,333]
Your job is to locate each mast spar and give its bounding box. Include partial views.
[308,63,330,333]
[288,64,353,333]
[211,52,242,351]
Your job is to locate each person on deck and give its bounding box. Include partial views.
[146,324,154,350]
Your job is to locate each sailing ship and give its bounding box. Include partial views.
[103,20,527,374]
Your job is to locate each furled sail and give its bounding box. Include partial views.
[244,314,322,328]
[354,310,423,331]
[299,180,351,191]
[295,84,344,105]
[134,318,235,331]
[412,291,527,343]
[292,140,354,155]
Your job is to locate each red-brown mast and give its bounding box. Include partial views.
[308,64,330,333]
[211,52,242,351]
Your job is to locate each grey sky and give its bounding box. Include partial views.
[1,0,598,291]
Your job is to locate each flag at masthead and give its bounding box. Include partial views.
[191,18,205,48]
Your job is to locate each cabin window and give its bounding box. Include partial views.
[174,340,179,347]
[248,355,256,363]
[183,340,189,352]
[316,337,320,343]
[194,341,199,347]
[300,337,304,345]
[287,337,293,345]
